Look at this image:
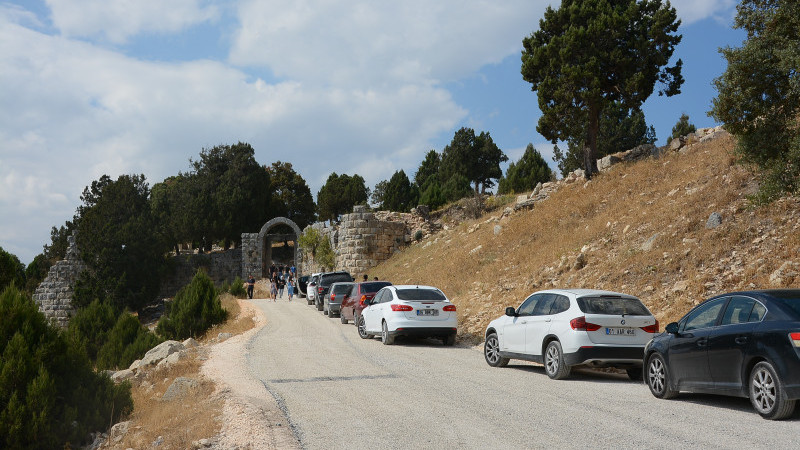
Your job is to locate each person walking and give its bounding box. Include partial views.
[247,274,255,299]
[270,275,278,301]
[287,275,295,301]
[278,272,285,298]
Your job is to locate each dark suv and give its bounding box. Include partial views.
[315,271,354,311]
[340,281,392,324]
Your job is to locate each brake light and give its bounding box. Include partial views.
[790,332,800,347]
[360,295,367,305]
[390,304,413,312]
[318,286,324,293]
[570,316,601,331]
[641,320,660,333]
[330,293,335,301]
[443,304,457,312]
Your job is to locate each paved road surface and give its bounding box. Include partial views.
[245,298,799,449]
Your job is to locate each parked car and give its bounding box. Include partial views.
[296,275,310,298]
[358,285,457,345]
[644,289,800,420]
[484,289,658,380]
[306,273,321,305]
[324,282,355,317]
[315,271,354,311]
[340,281,392,324]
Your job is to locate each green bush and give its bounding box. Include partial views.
[66,298,117,361]
[97,313,162,370]
[156,270,228,339]
[0,285,132,448]
[229,276,247,298]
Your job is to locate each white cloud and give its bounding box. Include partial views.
[671,0,737,25]
[45,0,219,43]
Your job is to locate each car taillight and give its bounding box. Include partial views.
[360,295,367,305]
[318,286,324,293]
[640,320,659,333]
[790,332,800,347]
[570,316,601,331]
[443,304,456,312]
[330,293,335,301]
[390,304,413,312]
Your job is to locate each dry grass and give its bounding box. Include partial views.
[111,293,256,449]
[371,135,800,341]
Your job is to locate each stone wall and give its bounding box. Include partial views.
[241,233,260,280]
[159,249,242,298]
[33,235,86,328]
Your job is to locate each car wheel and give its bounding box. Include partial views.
[357,315,372,339]
[544,341,571,380]
[307,298,313,305]
[626,367,643,381]
[483,333,509,367]
[646,353,677,399]
[443,334,456,346]
[340,312,348,324]
[749,361,796,420]
[381,321,395,345]
[317,301,323,311]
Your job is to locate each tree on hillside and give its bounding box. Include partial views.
[522,0,683,179]
[191,142,272,248]
[414,150,447,209]
[553,103,657,177]
[370,179,389,207]
[440,127,508,196]
[381,170,418,212]
[0,246,25,291]
[710,0,800,201]
[150,174,201,254]
[317,173,369,223]
[670,113,696,140]
[498,144,553,194]
[269,161,316,229]
[73,174,166,312]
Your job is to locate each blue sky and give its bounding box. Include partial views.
[1,0,743,264]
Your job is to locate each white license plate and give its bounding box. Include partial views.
[417,309,439,316]
[606,327,635,336]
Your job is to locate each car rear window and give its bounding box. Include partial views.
[396,288,447,301]
[321,273,352,286]
[360,282,391,294]
[770,294,800,318]
[576,296,650,316]
[332,284,352,294]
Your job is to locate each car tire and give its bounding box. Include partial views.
[749,361,796,420]
[381,321,395,345]
[307,298,313,305]
[317,301,323,311]
[323,309,328,315]
[544,341,571,380]
[626,367,643,381]
[483,333,509,367]
[646,353,677,399]
[443,334,456,346]
[340,312,348,324]
[357,315,372,339]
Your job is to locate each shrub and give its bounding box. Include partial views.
[414,230,424,241]
[156,270,228,339]
[0,286,132,448]
[97,312,162,370]
[66,298,117,361]
[229,276,247,298]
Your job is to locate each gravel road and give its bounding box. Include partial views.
[245,298,799,449]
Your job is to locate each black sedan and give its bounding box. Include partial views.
[644,289,800,420]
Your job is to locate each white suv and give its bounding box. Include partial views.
[484,289,658,380]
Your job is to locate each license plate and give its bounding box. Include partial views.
[606,327,635,336]
[416,309,439,316]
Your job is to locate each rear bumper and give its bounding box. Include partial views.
[389,327,457,339]
[564,346,645,367]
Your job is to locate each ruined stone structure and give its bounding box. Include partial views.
[158,249,242,298]
[33,235,86,328]
[241,217,303,279]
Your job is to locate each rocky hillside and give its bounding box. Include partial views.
[370,132,800,341]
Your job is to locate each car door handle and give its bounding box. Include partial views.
[697,338,707,348]
[735,336,748,345]
[545,318,551,322]
[520,320,527,324]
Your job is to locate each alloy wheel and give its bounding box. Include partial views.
[545,344,559,375]
[751,366,777,414]
[648,357,666,395]
[485,335,500,365]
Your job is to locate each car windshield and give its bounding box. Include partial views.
[770,293,800,318]
[360,282,391,293]
[332,284,352,294]
[395,288,447,301]
[576,296,650,316]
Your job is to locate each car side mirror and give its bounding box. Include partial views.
[505,307,517,317]
[665,322,679,334]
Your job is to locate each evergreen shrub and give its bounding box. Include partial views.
[229,276,247,298]
[156,270,228,339]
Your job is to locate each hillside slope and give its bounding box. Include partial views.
[370,134,800,341]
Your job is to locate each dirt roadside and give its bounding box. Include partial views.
[200,298,300,449]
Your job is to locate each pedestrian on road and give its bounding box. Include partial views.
[247,274,255,299]
[287,275,295,301]
[270,275,278,301]
[278,273,285,298]
[362,274,368,282]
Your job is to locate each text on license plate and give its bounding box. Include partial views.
[416,309,439,316]
[606,327,635,336]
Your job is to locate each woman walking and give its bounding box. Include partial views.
[270,275,278,301]
[287,275,295,301]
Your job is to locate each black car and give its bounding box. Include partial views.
[297,275,310,297]
[644,289,800,420]
[315,271,353,311]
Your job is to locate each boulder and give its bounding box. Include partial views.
[111,369,136,383]
[139,340,184,367]
[706,212,722,229]
[162,377,199,401]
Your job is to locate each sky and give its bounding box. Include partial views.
[1,0,744,265]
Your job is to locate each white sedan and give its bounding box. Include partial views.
[484,289,658,380]
[358,285,458,345]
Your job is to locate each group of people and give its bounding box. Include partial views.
[245,263,297,301]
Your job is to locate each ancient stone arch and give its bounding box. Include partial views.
[241,217,303,279]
